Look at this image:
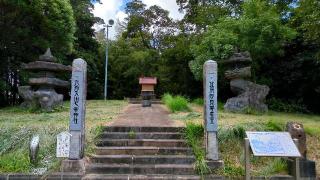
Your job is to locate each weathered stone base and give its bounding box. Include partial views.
[207,159,224,170]
[18,86,64,111]
[287,158,317,179]
[18,86,35,108]
[142,100,151,107]
[224,79,269,113]
[61,159,86,174]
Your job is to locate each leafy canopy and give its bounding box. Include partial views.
[189,0,296,80]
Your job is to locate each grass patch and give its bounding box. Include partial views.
[0,151,31,173]
[0,100,127,173]
[162,93,189,112]
[184,122,211,176]
[304,126,320,136]
[169,101,320,177]
[257,158,287,176]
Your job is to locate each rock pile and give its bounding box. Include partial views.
[223,52,269,113]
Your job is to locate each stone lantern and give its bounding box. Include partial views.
[222,52,270,113]
[18,48,71,111]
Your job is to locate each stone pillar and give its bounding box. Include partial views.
[203,60,218,160]
[69,59,87,160]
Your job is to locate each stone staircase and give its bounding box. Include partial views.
[83,126,201,180]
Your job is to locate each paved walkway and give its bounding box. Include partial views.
[106,104,184,127]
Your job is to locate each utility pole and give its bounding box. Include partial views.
[104,19,114,100]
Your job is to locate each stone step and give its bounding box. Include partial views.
[101,132,184,139]
[83,174,201,180]
[89,155,195,164]
[86,164,195,175]
[103,126,185,133]
[96,139,187,147]
[95,146,193,155]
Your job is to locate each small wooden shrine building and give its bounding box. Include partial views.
[139,77,157,106]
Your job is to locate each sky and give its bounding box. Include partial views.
[92,0,185,39]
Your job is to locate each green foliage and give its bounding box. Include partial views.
[184,123,211,176]
[192,98,204,105]
[218,125,247,142]
[176,0,240,30]
[265,119,284,131]
[162,93,189,112]
[304,127,320,136]
[267,98,310,113]
[1,0,76,56]
[0,100,126,173]
[294,0,320,56]
[0,151,31,173]
[128,130,136,139]
[92,125,104,141]
[190,0,296,80]
[258,158,287,176]
[0,0,76,107]
[222,162,245,177]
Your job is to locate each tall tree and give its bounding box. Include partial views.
[69,0,105,99]
[0,0,76,106]
[189,0,296,80]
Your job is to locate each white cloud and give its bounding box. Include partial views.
[92,0,184,39]
[92,0,124,40]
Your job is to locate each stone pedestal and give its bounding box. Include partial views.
[287,158,316,179]
[61,159,86,174]
[141,91,153,107]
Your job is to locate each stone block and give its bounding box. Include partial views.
[33,88,63,111]
[287,158,316,179]
[224,79,269,113]
[61,159,86,174]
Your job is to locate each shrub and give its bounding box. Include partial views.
[265,119,284,131]
[161,93,173,105]
[184,123,211,176]
[192,98,204,106]
[268,98,310,113]
[162,93,189,112]
[0,151,31,172]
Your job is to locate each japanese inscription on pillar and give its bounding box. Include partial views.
[205,61,218,132]
[70,59,86,131]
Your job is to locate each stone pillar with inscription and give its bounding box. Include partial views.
[203,60,223,168]
[69,58,87,160]
[61,58,87,174]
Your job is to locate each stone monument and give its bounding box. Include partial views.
[203,60,223,169]
[222,52,269,113]
[18,48,71,111]
[61,58,87,174]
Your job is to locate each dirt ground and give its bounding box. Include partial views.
[106,104,184,127]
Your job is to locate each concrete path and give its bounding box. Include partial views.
[106,104,184,127]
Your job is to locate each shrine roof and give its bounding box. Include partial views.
[139,77,157,85]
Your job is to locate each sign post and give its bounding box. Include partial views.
[69,58,87,160]
[203,60,218,160]
[245,132,301,180]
